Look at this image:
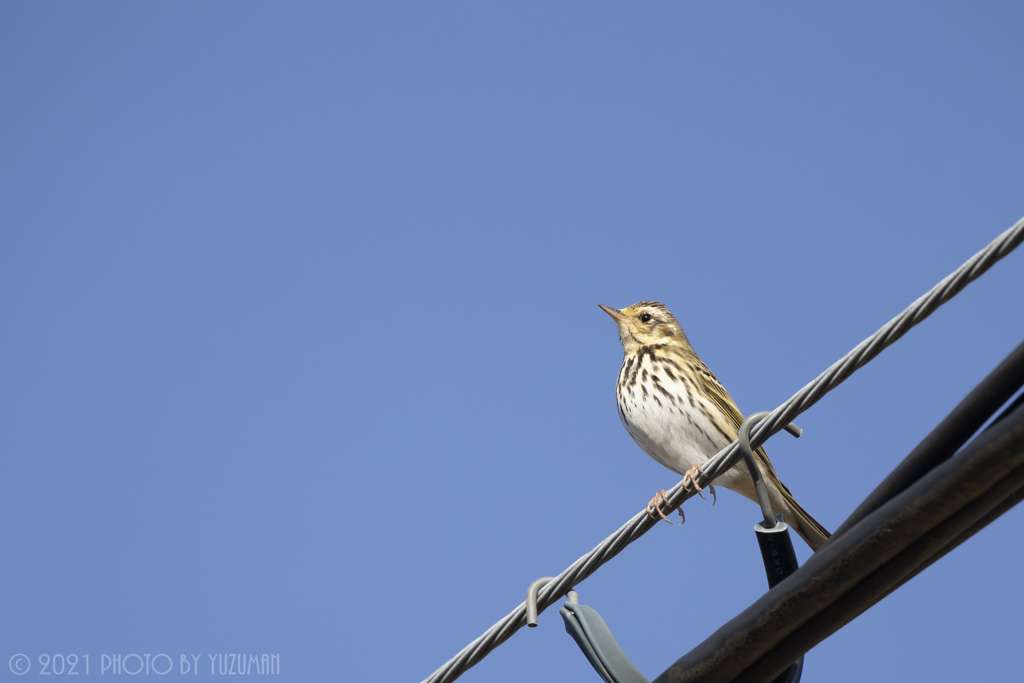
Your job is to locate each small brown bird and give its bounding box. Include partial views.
[600,301,830,550]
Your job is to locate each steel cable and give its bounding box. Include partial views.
[421,215,1024,683]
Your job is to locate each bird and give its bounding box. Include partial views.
[599,301,830,550]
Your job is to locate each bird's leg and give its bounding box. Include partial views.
[646,489,683,525]
[682,463,716,506]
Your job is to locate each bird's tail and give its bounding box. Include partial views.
[724,449,831,551]
[772,487,830,551]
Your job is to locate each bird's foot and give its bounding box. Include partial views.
[647,489,684,525]
[682,464,716,506]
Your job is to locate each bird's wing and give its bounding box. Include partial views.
[693,358,831,550]
[690,360,789,490]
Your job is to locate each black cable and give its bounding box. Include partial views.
[653,394,1024,683]
[828,338,1024,542]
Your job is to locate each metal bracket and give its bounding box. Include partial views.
[526,577,579,627]
[738,411,801,529]
[526,577,555,627]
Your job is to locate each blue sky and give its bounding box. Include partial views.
[2,3,1023,682]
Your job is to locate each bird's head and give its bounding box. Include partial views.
[598,301,689,352]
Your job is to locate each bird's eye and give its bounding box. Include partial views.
[640,313,653,323]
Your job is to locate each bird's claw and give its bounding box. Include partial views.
[647,489,684,525]
[682,464,716,506]
[648,463,719,525]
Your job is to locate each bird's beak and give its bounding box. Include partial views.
[598,304,627,323]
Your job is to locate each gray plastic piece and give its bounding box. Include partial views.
[559,602,650,683]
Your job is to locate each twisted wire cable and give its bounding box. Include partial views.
[422,216,1024,683]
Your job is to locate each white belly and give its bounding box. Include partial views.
[616,353,754,496]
